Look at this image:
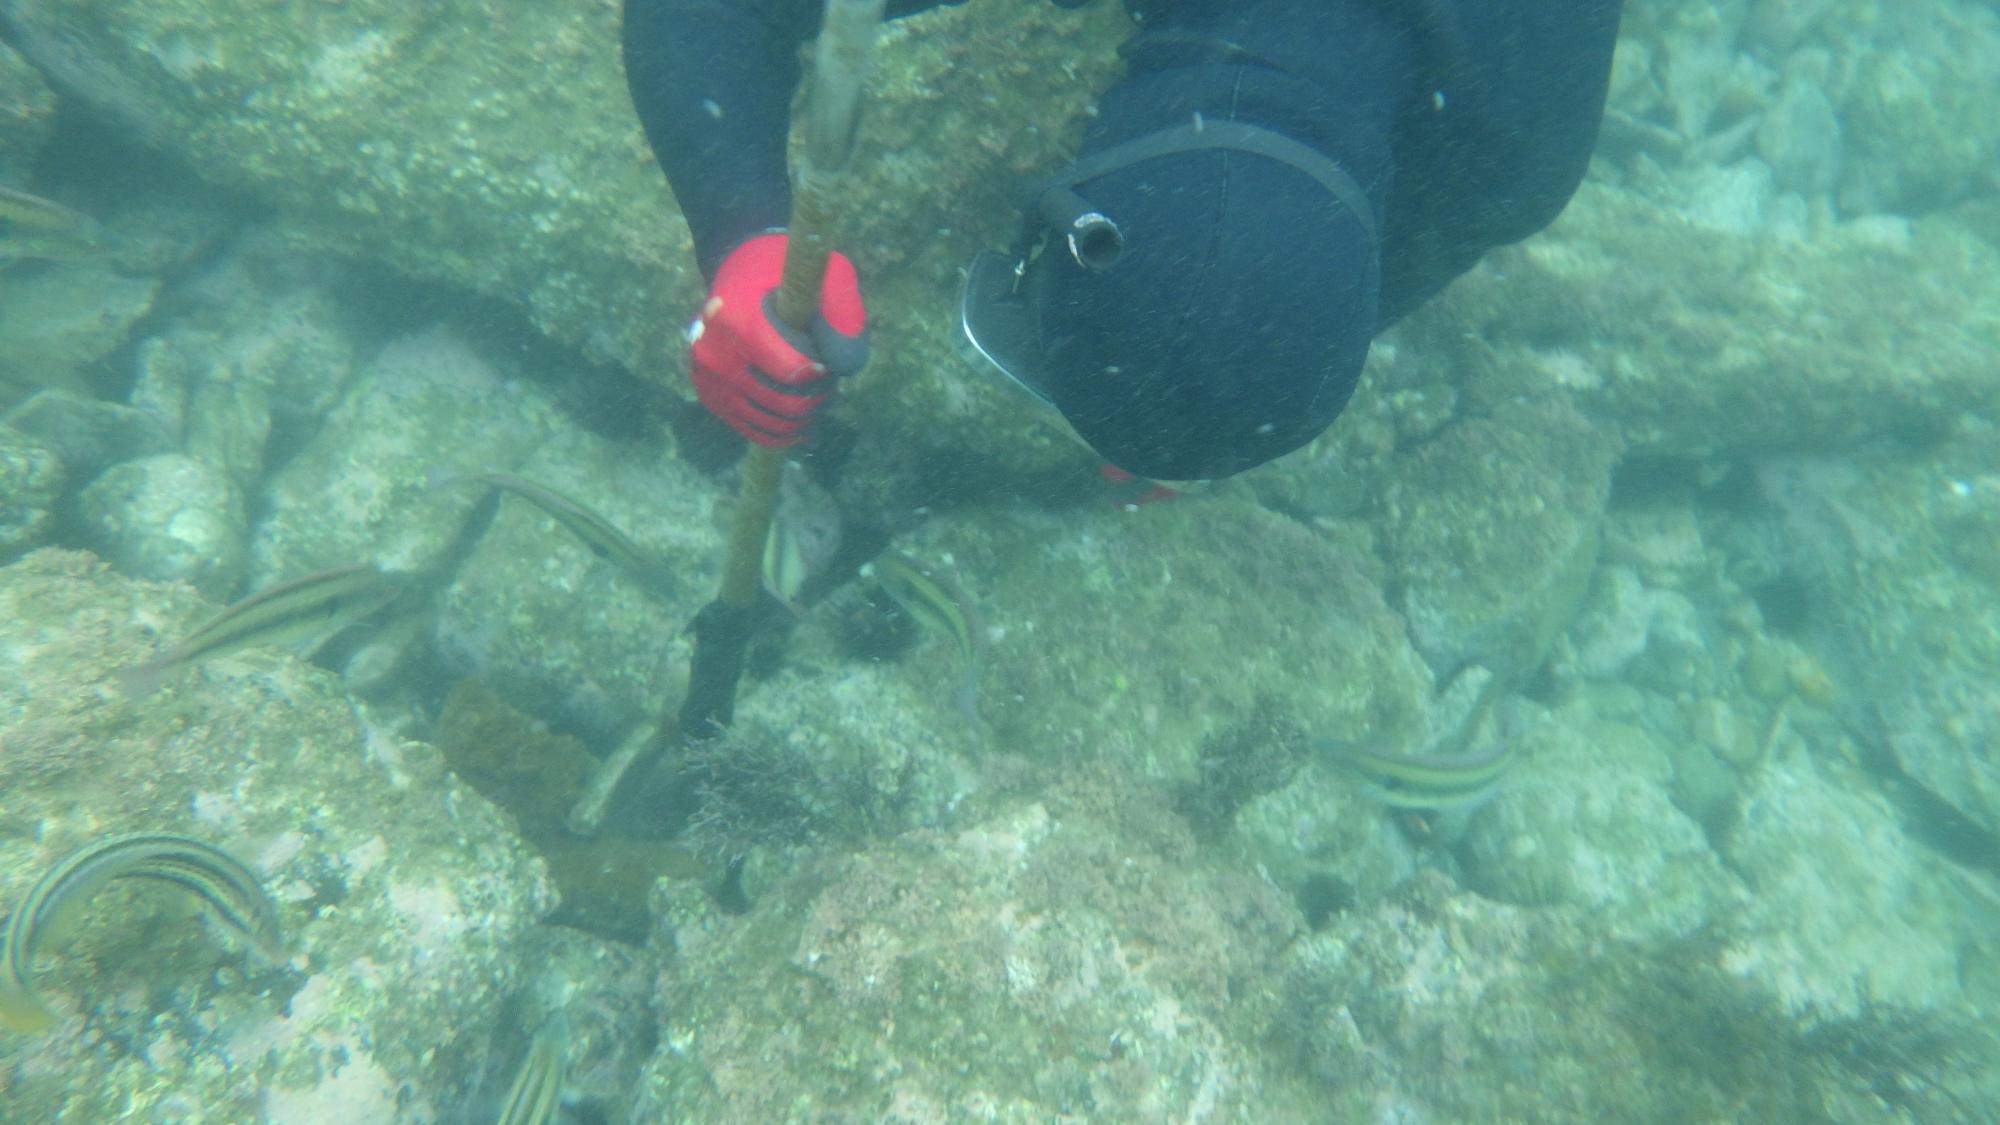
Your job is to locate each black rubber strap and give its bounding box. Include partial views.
[1116,31,1276,71]
[1033,120,1378,245]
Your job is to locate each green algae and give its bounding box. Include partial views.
[1174,700,1308,841]
[436,679,594,835]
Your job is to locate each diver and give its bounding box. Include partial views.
[621,0,1623,484]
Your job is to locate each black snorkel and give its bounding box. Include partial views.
[1028,183,1124,273]
[956,158,1142,414]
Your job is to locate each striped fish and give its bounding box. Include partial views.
[1316,738,1514,811]
[761,462,841,614]
[0,185,114,260]
[0,833,284,1033]
[117,564,404,696]
[496,1013,569,1125]
[428,469,674,600]
[867,552,983,722]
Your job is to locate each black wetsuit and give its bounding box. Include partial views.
[626,0,1618,311]
[624,0,1623,478]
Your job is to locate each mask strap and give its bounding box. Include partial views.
[1010,118,1377,278]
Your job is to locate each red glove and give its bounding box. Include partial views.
[688,233,868,447]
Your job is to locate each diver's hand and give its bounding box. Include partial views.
[688,233,868,447]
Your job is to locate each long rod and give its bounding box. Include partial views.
[571,0,889,833]
[680,0,887,741]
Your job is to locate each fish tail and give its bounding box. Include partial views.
[0,982,56,1033]
[115,659,170,698]
[955,671,981,726]
[423,466,463,492]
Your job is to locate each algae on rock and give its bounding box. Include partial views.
[1378,396,1619,688]
[0,38,56,179]
[633,772,1307,1121]
[0,548,554,1120]
[0,0,1132,495]
[0,422,63,564]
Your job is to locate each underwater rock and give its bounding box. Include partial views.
[181,366,271,494]
[1272,866,1994,1120]
[0,0,693,371]
[1675,158,1795,237]
[910,496,1435,781]
[1566,564,1715,698]
[1841,14,2000,212]
[466,926,656,1123]
[1460,698,1748,945]
[708,648,987,865]
[1719,752,1965,1020]
[0,548,554,1120]
[129,238,359,455]
[0,422,63,565]
[1434,181,2000,460]
[1276,871,1677,1118]
[0,0,1128,493]
[0,39,56,180]
[1,387,174,481]
[1744,0,1833,56]
[1755,54,1842,198]
[125,253,362,495]
[248,324,553,584]
[432,678,706,942]
[1233,751,1418,925]
[1603,491,1708,589]
[1380,396,1617,688]
[1605,36,1663,123]
[79,452,247,599]
[1620,586,1714,695]
[431,423,716,744]
[1746,438,2000,844]
[634,773,1304,1120]
[0,258,159,409]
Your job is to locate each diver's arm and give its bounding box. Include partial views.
[622,0,963,281]
[622,0,816,281]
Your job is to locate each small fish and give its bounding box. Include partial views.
[117,564,404,696]
[761,462,842,614]
[762,519,808,612]
[0,186,114,261]
[118,565,403,695]
[1316,738,1514,811]
[428,468,674,600]
[867,551,983,722]
[496,1013,569,1125]
[0,833,283,1034]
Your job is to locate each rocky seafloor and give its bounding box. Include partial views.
[3,0,2000,1120]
